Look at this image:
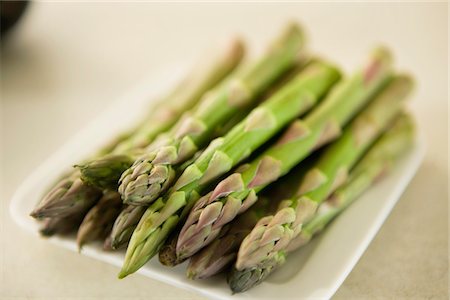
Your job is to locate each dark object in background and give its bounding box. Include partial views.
[1,1,29,36]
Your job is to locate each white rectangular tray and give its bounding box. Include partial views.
[9,63,425,300]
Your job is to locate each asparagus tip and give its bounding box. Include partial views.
[186,270,197,280]
[76,237,84,253]
[39,227,53,237]
[117,270,128,279]
[103,238,114,251]
[29,210,40,218]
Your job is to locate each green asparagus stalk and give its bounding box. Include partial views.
[77,155,137,190]
[158,230,185,266]
[175,48,394,261]
[77,38,246,189]
[118,23,307,206]
[118,59,341,278]
[31,124,139,220]
[103,235,114,251]
[287,113,415,251]
[228,77,413,293]
[228,112,415,292]
[76,190,123,250]
[30,171,102,218]
[107,205,147,249]
[186,197,273,279]
[210,55,312,139]
[40,213,86,236]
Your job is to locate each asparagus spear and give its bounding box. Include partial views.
[175,48,393,261]
[40,212,86,236]
[77,155,137,190]
[118,23,307,206]
[228,113,415,292]
[30,171,102,219]
[158,230,184,266]
[186,198,273,279]
[118,59,341,278]
[107,205,147,249]
[76,190,123,250]
[77,38,246,189]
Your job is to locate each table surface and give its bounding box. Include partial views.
[1,2,448,299]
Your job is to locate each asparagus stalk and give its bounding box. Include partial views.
[77,155,137,190]
[118,59,341,278]
[118,23,307,206]
[228,113,415,292]
[228,77,413,293]
[30,171,102,219]
[107,205,147,249]
[77,38,246,189]
[186,197,273,279]
[287,113,414,251]
[175,48,393,261]
[158,230,184,266]
[76,190,123,250]
[40,212,86,236]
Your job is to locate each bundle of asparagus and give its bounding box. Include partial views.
[29,22,417,294]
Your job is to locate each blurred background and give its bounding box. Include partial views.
[1,2,447,299]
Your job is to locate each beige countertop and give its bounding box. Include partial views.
[1,2,448,299]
